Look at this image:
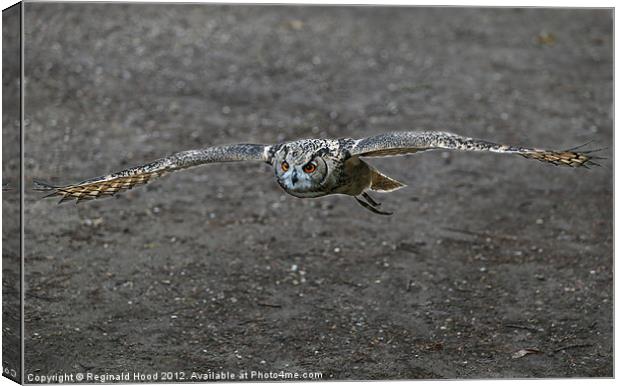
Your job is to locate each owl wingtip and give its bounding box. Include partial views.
[33,179,59,191]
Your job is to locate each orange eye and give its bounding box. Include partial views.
[303,162,317,173]
[281,161,289,172]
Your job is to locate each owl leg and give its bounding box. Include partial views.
[362,192,381,206]
[355,195,393,216]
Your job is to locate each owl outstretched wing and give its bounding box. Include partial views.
[34,144,271,203]
[350,131,601,167]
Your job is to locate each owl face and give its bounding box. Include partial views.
[274,154,329,198]
[273,142,332,198]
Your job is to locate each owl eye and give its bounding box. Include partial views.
[281,161,289,172]
[302,162,317,173]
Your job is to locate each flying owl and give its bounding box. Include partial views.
[34,131,601,215]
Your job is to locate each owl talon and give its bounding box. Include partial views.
[355,196,393,215]
[362,192,381,206]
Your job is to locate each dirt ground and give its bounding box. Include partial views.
[20,4,612,380]
[3,4,22,383]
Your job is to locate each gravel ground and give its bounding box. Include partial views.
[20,4,612,380]
[3,4,22,382]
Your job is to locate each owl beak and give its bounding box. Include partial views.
[291,170,299,185]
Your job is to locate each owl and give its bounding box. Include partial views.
[34,131,601,215]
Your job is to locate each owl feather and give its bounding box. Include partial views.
[34,131,602,214]
[351,131,602,168]
[34,144,270,203]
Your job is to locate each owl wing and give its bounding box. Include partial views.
[350,131,601,168]
[34,144,271,203]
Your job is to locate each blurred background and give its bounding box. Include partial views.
[3,4,22,382]
[22,4,612,379]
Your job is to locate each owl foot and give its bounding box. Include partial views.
[362,192,381,206]
[355,193,393,215]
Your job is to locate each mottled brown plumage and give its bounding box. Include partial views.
[519,149,594,167]
[35,173,158,202]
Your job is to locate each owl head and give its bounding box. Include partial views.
[272,140,338,198]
